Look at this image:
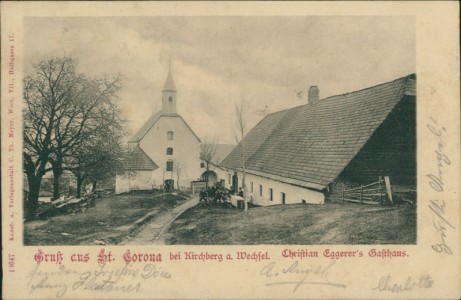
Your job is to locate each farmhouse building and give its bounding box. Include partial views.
[116,68,201,194]
[219,74,416,205]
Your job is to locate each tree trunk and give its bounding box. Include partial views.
[242,135,248,212]
[76,174,84,198]
[26,176,42,221]
[51,159,63,200]
[205,165,209,189]
[24,153,46,221]
[92,180,98,192]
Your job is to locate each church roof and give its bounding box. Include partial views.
[219,74,416,190]
[128,111,164,143]
[124,145,159,171]
[162,69,176,92]
[128,112,201,143]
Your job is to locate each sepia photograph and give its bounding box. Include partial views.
[2,2,459,300]
[22,16,416,246]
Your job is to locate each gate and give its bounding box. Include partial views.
[340,176,392,205]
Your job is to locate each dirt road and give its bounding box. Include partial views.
[121,196,198,245]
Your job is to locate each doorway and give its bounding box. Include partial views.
[164,179,174,192]
[232,173,238,194]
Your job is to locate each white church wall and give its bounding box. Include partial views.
[228,171,325,206]
[140,116,201,189]
[115,171,154,194]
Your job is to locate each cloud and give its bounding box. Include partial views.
[24,16,415,143]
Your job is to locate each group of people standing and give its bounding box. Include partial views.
[199,184,232,204]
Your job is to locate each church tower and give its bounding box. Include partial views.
[161,65,177,114]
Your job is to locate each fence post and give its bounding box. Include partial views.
[342,184,344,204]
[384,176,393,205]
[378,177,382,204]
[360,184,363,205]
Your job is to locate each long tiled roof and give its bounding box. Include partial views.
[214,144,236,164]
[219,109,288,170]
[220,74,416,190]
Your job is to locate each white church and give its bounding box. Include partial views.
[115,67,202,194]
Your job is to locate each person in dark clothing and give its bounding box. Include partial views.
[199,189,206,203]
[238,187,244,197]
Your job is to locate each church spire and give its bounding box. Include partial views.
[162,60,176,92]
[161,61,177,114]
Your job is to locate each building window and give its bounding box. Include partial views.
[168,96,173,102]
[200,162,205,168]
[259,184,263,197]
[166,147,173,155]
[281,192,286,204]
[167,131,174,140]
[269,188,273,201]
[250,181,254,193]
[166,160,173,171]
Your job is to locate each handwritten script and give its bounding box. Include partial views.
[426,117,451,192]
[260,260,346,292]
[426,117,454,255]
[27,263,171,298]
[373,275,433,293]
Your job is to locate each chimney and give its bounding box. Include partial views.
[308,86,319,104]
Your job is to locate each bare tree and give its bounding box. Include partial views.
[50,74,121,198]
[200,136,218,189]
[23,56,123,219]
[23,57,81,219]
[173,159,186,190]
[233,98,248,211]
[70,126,126,197]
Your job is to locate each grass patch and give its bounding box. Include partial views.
[24,193,190,246]
[166,201,416,245]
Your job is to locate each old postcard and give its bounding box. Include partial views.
[1,1,460,299]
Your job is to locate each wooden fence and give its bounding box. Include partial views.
[339,176,392,205]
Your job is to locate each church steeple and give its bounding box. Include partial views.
[161,62,177,114]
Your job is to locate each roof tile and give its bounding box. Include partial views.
[220,74,416,190]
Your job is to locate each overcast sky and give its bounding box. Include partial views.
[24,16,415,144]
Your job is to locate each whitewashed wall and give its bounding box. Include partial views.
[115,171,154,194]
[140,116,202,188]
[222,170,325,206]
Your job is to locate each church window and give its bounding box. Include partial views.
[167,131,174,140]
[167,147,173,155]
[166,160,173,171]
[168,96,173,102]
